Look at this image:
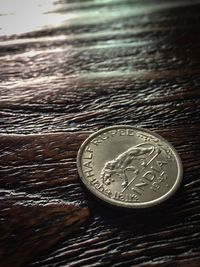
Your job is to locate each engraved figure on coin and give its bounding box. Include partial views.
[100,143,160,187]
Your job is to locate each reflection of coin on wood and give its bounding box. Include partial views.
[77,126,183,209]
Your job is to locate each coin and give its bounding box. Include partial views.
[77,126,183,209]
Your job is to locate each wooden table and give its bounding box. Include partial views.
[0,0,200,266]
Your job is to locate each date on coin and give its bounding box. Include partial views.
[77,126,183,209]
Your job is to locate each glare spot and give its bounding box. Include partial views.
[0,0,76,36]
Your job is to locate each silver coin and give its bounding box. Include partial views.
[77,126,183,209]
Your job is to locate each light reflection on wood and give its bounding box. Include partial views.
[0,0,72,36]
[0,0,199,37]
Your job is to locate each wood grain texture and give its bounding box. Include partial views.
[0,133,90,267]
[0,0,200,266]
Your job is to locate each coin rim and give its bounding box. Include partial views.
[77,125,183,209]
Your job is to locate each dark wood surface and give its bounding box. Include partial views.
[0,0,200,266]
